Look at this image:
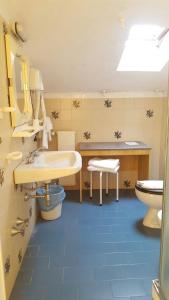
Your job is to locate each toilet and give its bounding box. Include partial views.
[135,180,163,228]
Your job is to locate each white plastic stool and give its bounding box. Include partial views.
[87,158,120,205]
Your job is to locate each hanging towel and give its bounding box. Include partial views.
[42,126,48,149]
[40,93,47,121]
[40,93,48,148]
[46,117,53,141]
[42,117,53,149]
[39,93,53,148]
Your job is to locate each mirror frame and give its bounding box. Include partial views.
[5,33,32,127]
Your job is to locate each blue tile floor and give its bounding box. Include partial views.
[10,190,161,300]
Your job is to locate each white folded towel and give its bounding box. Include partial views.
[89,159,120,172]
[87,164,119,173]
[137,180,163,190]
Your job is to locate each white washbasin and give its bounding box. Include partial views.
[14,151,82,184]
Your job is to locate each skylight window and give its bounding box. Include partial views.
[117,25,169,71]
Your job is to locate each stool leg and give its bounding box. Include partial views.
[90,171,93,199]
[106,172,109,195]
[100,171,103,206]
[116,172,119,201]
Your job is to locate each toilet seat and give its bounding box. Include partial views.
[135,180,163,195]
[135,180,163,228]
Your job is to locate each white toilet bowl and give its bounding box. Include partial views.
[135,180,163,228]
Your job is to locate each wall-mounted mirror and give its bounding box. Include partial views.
[5,33,32,128]
[14,55,24,113]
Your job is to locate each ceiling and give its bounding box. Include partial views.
[1,0,169,95]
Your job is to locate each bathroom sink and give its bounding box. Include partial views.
[14,151,82,184]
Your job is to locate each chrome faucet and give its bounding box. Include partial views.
[25,147,44,164]
[16,217,29,227]
[11,226,25,237]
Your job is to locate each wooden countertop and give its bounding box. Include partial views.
[79,141,151,151]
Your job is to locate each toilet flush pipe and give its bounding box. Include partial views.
[0,240,6,300]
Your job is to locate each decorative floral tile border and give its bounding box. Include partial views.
[29,207,32,218]
[123,180,131,188]
[0,168,4,186]
[18,249,23,264]
[73,100,80,108]
[51,111,60,119]
[83,131,91,140]
[84,181,90,189]
[4,256,11,273]
[146,109,154,118]
[104,99,112,108]
[114,131,122,139]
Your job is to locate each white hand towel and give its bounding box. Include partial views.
[40,93,48,148]
[40,93,47,121]
[40,93,53,149]
[46,117,53,141]
[42,128,48,149]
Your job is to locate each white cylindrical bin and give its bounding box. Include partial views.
[41,203,62,221]
[37,185,65,221]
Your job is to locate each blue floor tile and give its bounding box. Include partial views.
[105,252,131,265]
[77,281,113,299]
[77,253,106,266]
[131,297,152,300]
[94,265,126,280]
[31,268,63,286]
[10,191,160,300]
[10,285,46,300]
[50,254,78,267]
[111,279,148,297]
[43,284,78,300]
[128,250,160,265]
[38,244,65,256]
[21,256,50,271]
[63,267,94,283]
[16,270,33,285]
[25,245,40,257]
[122,263,158,279]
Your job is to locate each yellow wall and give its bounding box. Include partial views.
[0,0,10,21]
[46,97,167,188]
[0,17,36,299]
